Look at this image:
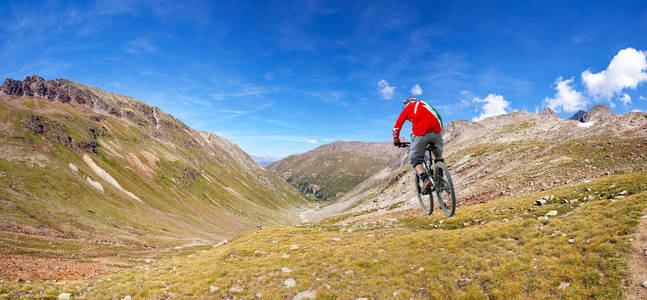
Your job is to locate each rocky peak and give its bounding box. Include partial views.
[538,107,559,118]
[583,104,615,122]
[569,110,586,122]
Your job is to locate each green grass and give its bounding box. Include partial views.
[2,173,645,299]
[0,96,309,267]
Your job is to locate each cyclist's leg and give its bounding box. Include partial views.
[411,133,435,193]
[428,131,444,161]
[409,134,426,175]
[427,131,444,180]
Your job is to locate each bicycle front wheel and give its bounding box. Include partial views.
[433,161,456,217]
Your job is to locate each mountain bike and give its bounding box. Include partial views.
[398,142,456,216]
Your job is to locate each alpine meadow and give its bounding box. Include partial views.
[2,1,647,299]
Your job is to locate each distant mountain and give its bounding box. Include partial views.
[582,104,615,122]
[538,107,559,119]
[569,110,586,122]
[0,75,309,252]
[251,155,283,167]
[267,141,401,201]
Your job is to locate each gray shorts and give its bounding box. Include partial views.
[409,131,443,167]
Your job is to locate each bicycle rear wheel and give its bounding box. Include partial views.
[433,161,456,217]
[414,155,433,215]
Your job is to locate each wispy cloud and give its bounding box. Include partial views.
[126,37,157,54]
[378,79,395,99]
[410,83,422,95]
[216,102,274,119]
[215,131,319,145]
[210,85,270,99]
[619,93,631,106]
[571,34,592,43]
[301,90,347,106]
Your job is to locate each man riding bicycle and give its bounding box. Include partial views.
[393,96,444,194]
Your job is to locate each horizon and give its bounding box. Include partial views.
[1,1,647,156]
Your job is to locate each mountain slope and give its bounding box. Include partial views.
[268,141,400,201]
[0,75,309,277]
[315,106,647,225]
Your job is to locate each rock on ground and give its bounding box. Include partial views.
[284,278,297,288]
[293,290,317,300]
[58,293,72,300]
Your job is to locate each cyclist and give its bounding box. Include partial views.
[393,96,444,194]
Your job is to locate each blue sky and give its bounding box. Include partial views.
[1,1,647,157]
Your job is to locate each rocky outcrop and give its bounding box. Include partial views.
[569,110,586,122]
[538,107,559,119]
[3,75,80,104]
[583,104,615,122]
[2,75,147,123]
[19,114,108,154]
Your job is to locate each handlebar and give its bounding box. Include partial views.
[396,142,410,148]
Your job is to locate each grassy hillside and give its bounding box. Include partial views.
[2,173,646,298]
[0,77,310,279]
[268,141,399,201]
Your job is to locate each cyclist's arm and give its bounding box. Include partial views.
[392,107,410,143]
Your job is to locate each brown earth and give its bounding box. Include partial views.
[0,255,117,282]
[627,210,647,300]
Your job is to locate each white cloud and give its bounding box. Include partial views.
[410,83,422,95]
[378,79,396,99]
[544,77,588,113]
[640,96,646,101]
[619,93,631,106]
[472,94,510,122]
[581,47,647,99]
[631,109,643,112]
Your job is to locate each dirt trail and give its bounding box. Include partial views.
[628,211,647,300]
[299,198,359,224]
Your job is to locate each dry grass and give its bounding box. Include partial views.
[2,173,646,299]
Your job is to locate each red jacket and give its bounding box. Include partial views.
[393,100,443,142]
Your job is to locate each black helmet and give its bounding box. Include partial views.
[403,96,417,109]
